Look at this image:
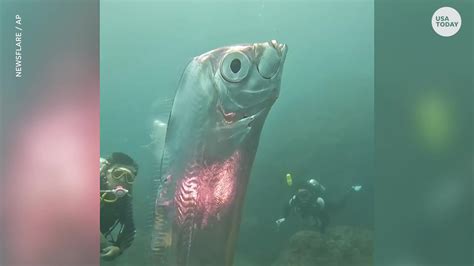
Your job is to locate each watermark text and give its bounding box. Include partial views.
[15,14,22,78]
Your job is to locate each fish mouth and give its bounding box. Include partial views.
[219,104,266,128]
[219,93,275,128]
[240,109,264,128]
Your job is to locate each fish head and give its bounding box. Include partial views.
[196,40,287,142]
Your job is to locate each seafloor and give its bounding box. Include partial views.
[235,226,373,266]
[103,225,373,266]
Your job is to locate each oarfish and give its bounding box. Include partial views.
[152,40,287,266]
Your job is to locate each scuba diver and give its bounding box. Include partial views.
[100,152,138,261]
[275,176,362,233]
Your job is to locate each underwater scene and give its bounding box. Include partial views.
[100,1,373,265]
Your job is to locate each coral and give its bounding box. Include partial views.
[273,226,373,266]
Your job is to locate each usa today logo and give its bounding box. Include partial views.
[432,7,462,37]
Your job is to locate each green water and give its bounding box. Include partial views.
[100,1,373,265]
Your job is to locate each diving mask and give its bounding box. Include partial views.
[109,166,136,184]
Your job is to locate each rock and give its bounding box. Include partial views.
[273,226,373,266]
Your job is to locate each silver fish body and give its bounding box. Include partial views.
[152,40,287,266]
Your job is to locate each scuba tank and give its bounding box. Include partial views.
[286,173,293,186]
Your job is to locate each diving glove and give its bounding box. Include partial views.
[101,246,121,261]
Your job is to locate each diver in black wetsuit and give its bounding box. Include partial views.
[100,152,138,261]
[275,179,361,233]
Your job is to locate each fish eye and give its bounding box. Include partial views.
[230,59,241,73]
[220,52,250,83]
[257,47,281,79]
